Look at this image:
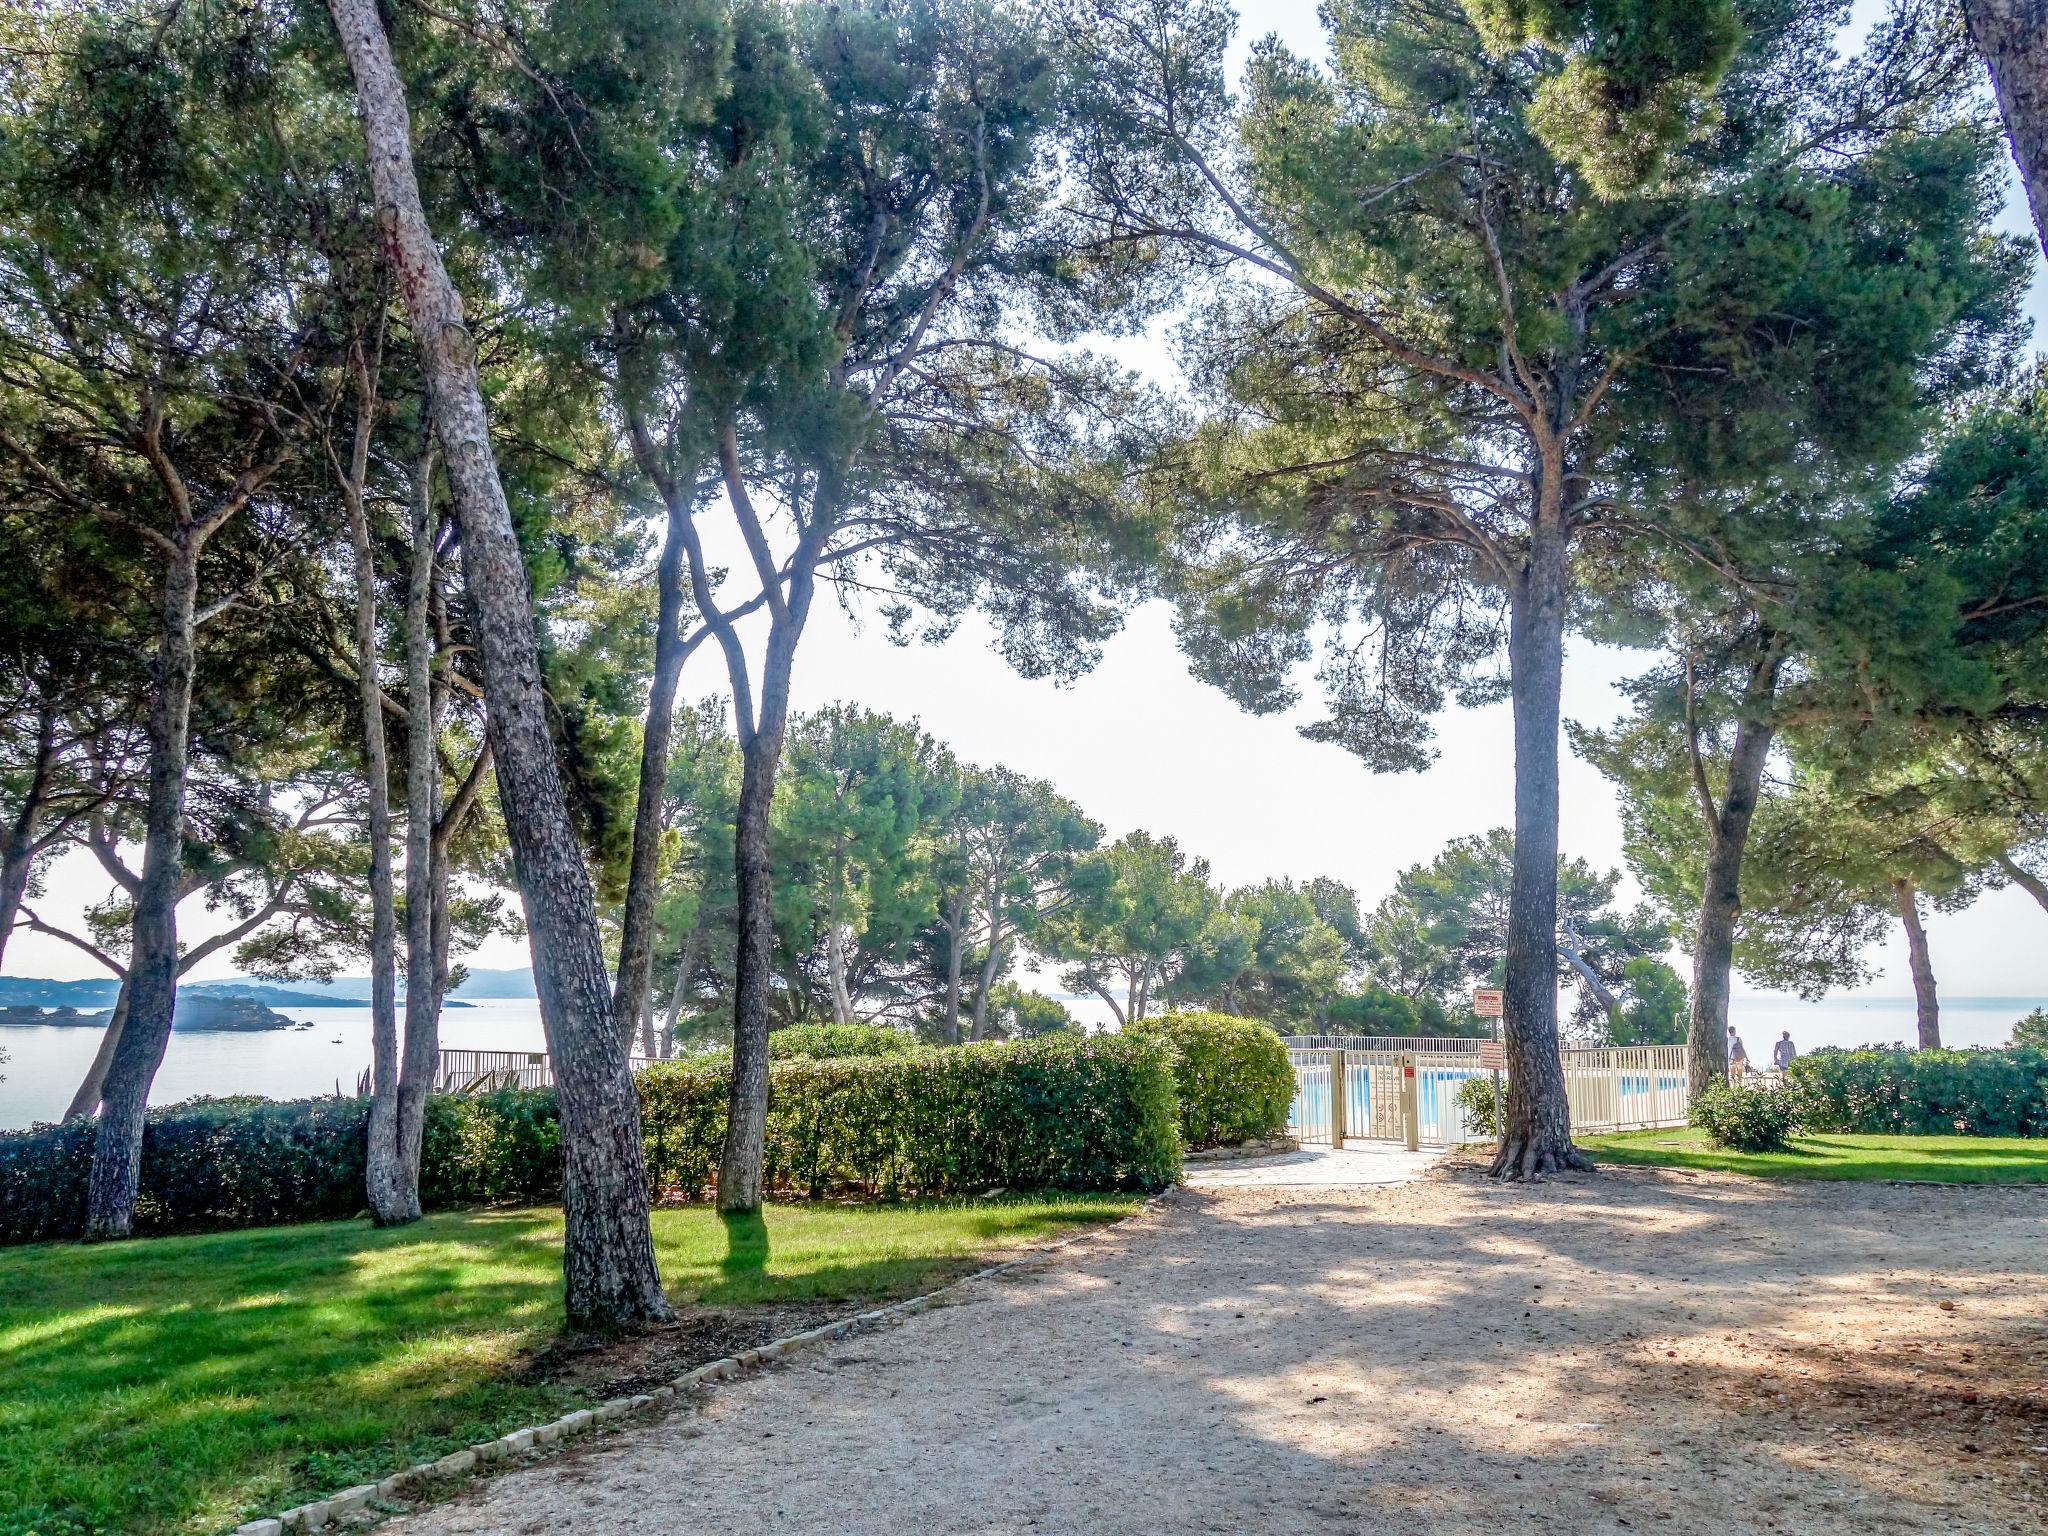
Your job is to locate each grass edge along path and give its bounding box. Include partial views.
[1,1194,1138,1536]
[1580,1128,2048,1184]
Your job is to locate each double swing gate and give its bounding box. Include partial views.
[1282,1037,1690,1149]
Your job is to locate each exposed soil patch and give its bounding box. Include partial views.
[392,1165,2048,1536]
[519,1301,860,1399]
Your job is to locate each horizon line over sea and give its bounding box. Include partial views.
[1,992,2042,1132]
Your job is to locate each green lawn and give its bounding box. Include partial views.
[0,1196,1136,1536]
[1582,1128,2048,1183]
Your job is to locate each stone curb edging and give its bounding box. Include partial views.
[229,1196,1162,1535]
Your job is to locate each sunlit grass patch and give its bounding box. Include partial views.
[0,1194,1135,1536]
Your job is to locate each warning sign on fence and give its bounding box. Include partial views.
[1473,986,1504,1018]
[1479,1040,1507,1071]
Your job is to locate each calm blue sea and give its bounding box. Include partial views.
[0,999,549,1131]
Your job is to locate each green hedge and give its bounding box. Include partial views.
[765,1022,923,1060]
[1127,1011,1294,1150]
[0,1037,1180,1244]
[1785,1047,2048,1137]
[641,1032,1183,1199]
[0,1089,565,1246]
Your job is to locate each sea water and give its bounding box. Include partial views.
[0,999,548,1130]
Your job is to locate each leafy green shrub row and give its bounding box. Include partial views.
[1127,1011,1293,1149]
[765,1022,923,1060]
[0,1088,565,1245]
[1690,1081,1799,1152]
[640,1032,1182,1198]
[0,1036,1181,1243]
[1784,1047,2048,1137]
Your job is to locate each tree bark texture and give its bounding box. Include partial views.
[1964,0,2048,257]
[611,500,689,1046]
[389,450,445,1222]
[346,398,407,1226]
[327,0,669,1324]
[1893,878,1942,1050]
[1490,506,1589,1180]
[1687,652,1781,1098]
[720,725,784,1211]
[85,547,199,1239]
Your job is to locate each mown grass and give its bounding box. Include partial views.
[1582,1128,2048,1183]
[0,1196,1136,1536]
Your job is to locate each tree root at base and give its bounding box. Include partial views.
[1489,1136,1597,1181]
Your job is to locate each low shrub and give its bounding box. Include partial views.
[1691,1081,1799,1152]
[1784,1046,2048,1137]
[1127,1011,1293,1149]
[641,1032,1184,1198]
[1453,1074,1499,1140]
[766,1022,924,1060]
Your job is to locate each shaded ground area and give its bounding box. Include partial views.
[392,1165,2048,1536]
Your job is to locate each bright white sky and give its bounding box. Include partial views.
[10,0,2047,1006]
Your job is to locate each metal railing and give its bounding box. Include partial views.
[1281,1038,1691,1147]
[435,1047,659,1094]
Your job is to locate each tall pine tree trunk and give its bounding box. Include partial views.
[327,0,669,1325]
[1893,878,1942,1049]
[720,725,784,1211]
[1491,504,1588,1180]
[611,504,688,1046]
[969,907,1005,1041]
[938,894,968,1045]
[1686,650,1782,1098]
[345,385,406,1226]
[85,546,199,1238]
[661,914,706,1056]
[1963,0,2048,257]
[391,449,444,1223]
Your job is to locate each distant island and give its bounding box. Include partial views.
[0,972,536,1011]
[0,995,297,1032]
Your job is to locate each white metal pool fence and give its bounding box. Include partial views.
[1280,1038,1690,1149]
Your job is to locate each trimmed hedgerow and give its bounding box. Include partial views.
[1691,1081,1799,1152]
[765,1022,924,1060]
[1785,1047,2048,1138]
[1127,1011,1294,1150]
[640,1032,1183,1200]
[0,1037,1180,1243]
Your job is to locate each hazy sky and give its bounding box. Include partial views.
[9,0,2047,1004]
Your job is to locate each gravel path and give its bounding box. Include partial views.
[390,1165,2048,1535]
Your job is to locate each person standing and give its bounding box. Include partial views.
[1728,1025,1749,1083]
[1771,1031,1797,1072]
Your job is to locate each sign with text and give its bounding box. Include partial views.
[1472,986,1505,1018]
[1478,1040,1507,1072]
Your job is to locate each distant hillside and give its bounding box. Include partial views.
[0,973,505,1009]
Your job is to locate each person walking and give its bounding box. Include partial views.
[1771,1031,1797,1072]
[1728,1025,1749,1083]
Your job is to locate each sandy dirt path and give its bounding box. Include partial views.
[389,1165,2048,1535]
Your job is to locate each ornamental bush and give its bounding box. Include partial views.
[1784,1047,2048,1137]
[766,1022,924,1060]
[640,1032,1183,1199]
[1454,1074,1499,1140]
[0,1037,1180,1244]
[1127,1011,1294,1150]
[1690,1081,1799,1152]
